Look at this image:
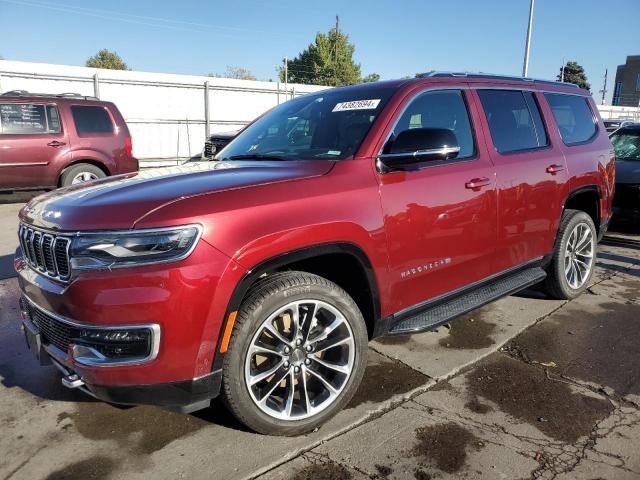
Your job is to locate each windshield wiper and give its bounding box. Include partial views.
[225,154,288,161]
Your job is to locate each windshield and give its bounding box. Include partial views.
[611,130,640,161]
[216,87,397,161]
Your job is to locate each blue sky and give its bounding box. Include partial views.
[1,0,638,103]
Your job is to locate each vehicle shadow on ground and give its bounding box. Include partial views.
[0,254,16,280]
[0,191,43,204]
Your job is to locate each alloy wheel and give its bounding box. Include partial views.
[244,300,355,421]
[564,222,594,289]
[71,172,99,184]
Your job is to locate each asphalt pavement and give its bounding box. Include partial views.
[0,199,639,480]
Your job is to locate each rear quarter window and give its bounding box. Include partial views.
[71,106,114,134]
[544,94,597,145]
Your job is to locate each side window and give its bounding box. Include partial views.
[391,90,475,159]
[0,103,60,134]
[544,94,597,145]
[71,106,114,134]
[477,90,549,154]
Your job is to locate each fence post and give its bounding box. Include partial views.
[93,73,100,99]
[204,81,210,138]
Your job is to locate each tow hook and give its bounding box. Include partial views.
[61,373,85,389]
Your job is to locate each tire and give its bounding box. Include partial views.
[222,271,368,436]
[60,163,106,187]
[543,209,597,300]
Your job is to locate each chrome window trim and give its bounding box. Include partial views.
[23,296,161,367]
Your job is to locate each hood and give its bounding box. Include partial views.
[20,160,334,231]
[615,159,640,184]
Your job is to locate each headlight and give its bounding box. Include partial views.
[70,225,202,270]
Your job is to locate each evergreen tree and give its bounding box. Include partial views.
[558,61,590,91]
[280,24,373,86]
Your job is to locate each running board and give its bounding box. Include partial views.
[389,267,546,335]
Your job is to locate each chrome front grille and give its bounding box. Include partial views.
[18,224,72,282]
[203,141,214,159]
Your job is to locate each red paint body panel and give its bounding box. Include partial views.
[15,76,614,391]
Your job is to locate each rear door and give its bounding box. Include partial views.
[472,88,569,271]
[377,88,498,313]
[0,101,69,189]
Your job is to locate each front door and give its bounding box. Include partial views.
[0,102,68,189]
[378,89,498,314]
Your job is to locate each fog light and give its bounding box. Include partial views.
[72,327,154,362]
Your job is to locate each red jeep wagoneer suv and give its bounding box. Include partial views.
[15,73,614,435]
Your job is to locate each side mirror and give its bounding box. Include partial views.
[378,128,460,172]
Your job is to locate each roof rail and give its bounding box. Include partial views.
[416,71,580,88]
[0,90,99,100]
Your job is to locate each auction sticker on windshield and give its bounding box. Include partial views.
[332,99,381,112]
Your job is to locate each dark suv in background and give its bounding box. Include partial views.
[0,91,137,190]
[610,123,640,226]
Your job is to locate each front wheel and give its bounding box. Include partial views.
[543,209,597,299]
[222,272,368,435]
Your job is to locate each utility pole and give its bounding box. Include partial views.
[522,0,535,77]
[283,56,288,99]
[560,57,565,82]
[600,69,608,105]
[333,15,339,86]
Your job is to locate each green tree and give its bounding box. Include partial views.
[279,25,363,86]
[86,49,129,70]
[209,66,257,80]
[558,61,590,91]
[361,73,381,83]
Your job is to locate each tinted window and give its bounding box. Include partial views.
[391,90,475,159]
[478,90,549,154]
[0,103,61,134]
[71,106,114,134]
[544,94,596,145]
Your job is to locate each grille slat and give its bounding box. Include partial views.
[203,141,214,159]
[19,224,71,282]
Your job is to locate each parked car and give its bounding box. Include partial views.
[200,130,237,160]
[0,90,137,190]
[610,123,640,225]
[15,72,614,436]
[603,118,635,133]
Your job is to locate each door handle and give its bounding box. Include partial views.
[465,177,491,190]
[47,141,66,147]
[546,164,565,175]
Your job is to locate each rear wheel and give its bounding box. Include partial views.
[222,272,368,435]
[61,163,106,187]
[543,209,597,299]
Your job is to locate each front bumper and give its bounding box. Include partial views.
[14,235,241,407]
[49,353,221,413]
